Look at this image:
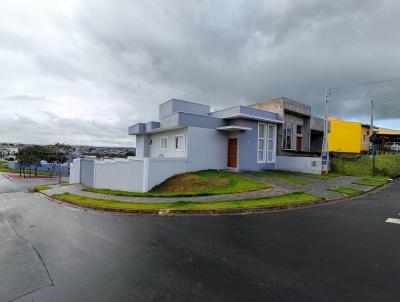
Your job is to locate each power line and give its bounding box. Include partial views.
[328,91,400,102]
[329,76,400,92]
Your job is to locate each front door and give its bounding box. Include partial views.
[227,138,238,168]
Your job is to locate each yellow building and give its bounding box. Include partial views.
[329,118,400,153]
[328,118,364,153]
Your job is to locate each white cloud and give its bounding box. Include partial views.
[0,0,399,147]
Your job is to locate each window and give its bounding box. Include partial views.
[296,125,303,135]
[267,124,276,163]
[284,123,293,150]
[174,135,184,151]
[258,123,266,162]
[160,137,167,150]
[258,123,276,163]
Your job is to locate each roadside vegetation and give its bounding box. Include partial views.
[0,163,54,177]
[31,184,50,192]
[331,153,400,178]
[84,170,269,197]
[352,178,386,186]
[1,144,69,182]
[53,191,321,211]
[327,186,362,195]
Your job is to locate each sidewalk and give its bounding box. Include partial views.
[42,174,379,203]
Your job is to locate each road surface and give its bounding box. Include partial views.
[0,177,399,301]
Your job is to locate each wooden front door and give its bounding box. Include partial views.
[296,136,302,152]
[227,138,238,168]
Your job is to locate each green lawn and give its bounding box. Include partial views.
[251,171,312,185]
[53,191,321,211]
[327,186,362,195]
[32,184,50,192]
[352,178,385,187]
[331,154,400,178]
[84,170,269,197]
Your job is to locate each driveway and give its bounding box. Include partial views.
[0,180,400,301]
[0,173,60,194]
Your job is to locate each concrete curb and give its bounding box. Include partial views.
[37,181,391,216]
[1,173,14,182]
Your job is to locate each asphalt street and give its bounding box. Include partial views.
[0,177,399,302]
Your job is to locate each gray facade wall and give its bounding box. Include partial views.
[230,119,276,171]
[186,127,228,171]
[159,99,210,119]
[160,112,225,129]
[210,105,279,121]
[135,135,150,158]
[80,158,94,187]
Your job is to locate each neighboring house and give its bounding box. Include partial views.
[373,127,400,152]
[70,99,284,192]
[249,97,324,155]
[328,118,380,153]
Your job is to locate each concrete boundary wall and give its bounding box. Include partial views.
[70,157,189,192]
[276,156,322,174]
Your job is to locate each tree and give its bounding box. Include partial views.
[46,143,68,183]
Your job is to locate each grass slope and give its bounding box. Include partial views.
[331,154,400,178]
[53,191,321,211]
[84,170,269,197]
[327,186,362,195]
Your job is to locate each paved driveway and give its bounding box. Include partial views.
[0,173,60,194]
[1,181,400,301]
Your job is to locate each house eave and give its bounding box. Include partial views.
[217,126,252,131]
[224,114,283,124]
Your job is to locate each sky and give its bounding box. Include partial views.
[1,0,400,147]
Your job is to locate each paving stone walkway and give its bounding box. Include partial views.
[42,173,381,203]
[242,173,377,200]
[43,184,291,203]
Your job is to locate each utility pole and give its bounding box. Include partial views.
[321,88,330,174]
[370,98,376,175]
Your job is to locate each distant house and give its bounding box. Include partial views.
[70,99,283,192]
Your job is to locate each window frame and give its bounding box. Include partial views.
[267,124,276,163]
[283,123,293,150]
[257,123,266,163]
[160,137,168,150]
[173,135,184,151]
[296,124,303,136]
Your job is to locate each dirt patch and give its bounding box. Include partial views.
[151,173,230,193]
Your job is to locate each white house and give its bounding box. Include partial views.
[70,99,284,192]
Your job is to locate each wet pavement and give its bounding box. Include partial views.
[1,179,400,301]
[0,173,60,194]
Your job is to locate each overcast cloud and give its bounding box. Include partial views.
[1,0,400,146]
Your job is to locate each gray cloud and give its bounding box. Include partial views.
[0,0,400,146]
